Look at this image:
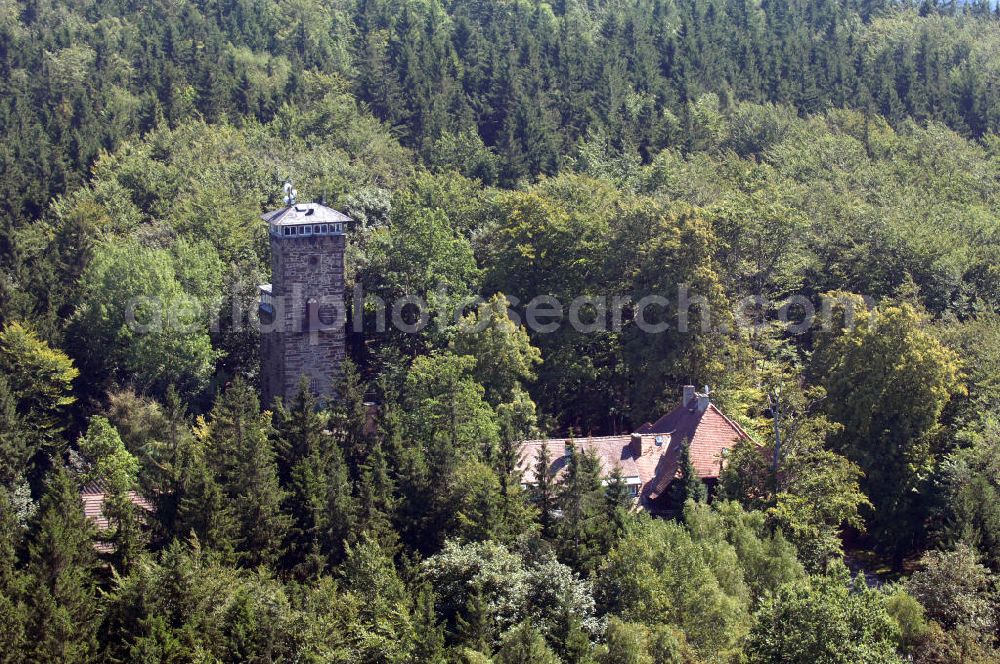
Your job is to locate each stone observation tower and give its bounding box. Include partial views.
[259,182,352,406]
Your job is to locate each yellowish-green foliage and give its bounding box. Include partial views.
[404,351,500,459]
[617,201,735,420]
[0,322,77,444]
[746,564,905,664]
[638,109,1000,319]
[813,294,963,467]
[597,617,691,664]
[770,448,871,570]
[62,108,413,266]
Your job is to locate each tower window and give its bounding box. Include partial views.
[314,225,321,234]
[305,298,318,330]
[321,224,328,233]
[283,227,290,236]
[304,225,312,235]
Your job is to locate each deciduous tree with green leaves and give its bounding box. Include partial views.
[595,516,751,659]
[746,564,905,664]
[73,238,221,400]
[811,294,962,557]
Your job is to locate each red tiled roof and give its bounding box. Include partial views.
[518,390,753,508]
[640,401,752,499]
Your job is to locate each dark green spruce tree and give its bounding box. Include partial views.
[604,463,634,549]
[23,466,98,664]
[455,585,491,654]
[208,379,290,568]
[411,584,446,663]
[354,432,398,553]
[172,439,238,560]
[0,374,28,490]
[0,487,27,663]
[379,389,433,553]
[555,441,606,574]
[533,440,555,538]
[328,359,372,475]
[670,438,708,511]
[148,386,232,549]
[274,377,358,574]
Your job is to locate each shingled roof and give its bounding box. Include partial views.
[517,386,753,509]
[81,482,154,553]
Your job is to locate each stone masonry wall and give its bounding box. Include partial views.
[260,231,346,406]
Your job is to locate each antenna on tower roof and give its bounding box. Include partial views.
[283,180,297,207]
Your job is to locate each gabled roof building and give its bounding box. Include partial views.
[517,385,752,511]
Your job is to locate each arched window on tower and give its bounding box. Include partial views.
[305,298,319,331]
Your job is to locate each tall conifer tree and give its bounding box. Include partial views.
[534,440,555,538]
[556,442,605,573]
[23,467,98,663]
[671,438,708,510]
[0,487,27,662]
[208,379,289,568]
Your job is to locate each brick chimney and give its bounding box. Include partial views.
[630,433,644,457]
[683,385,696,408]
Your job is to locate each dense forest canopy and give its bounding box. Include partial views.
[1,0,1000,662]
[2,0,1000,226]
